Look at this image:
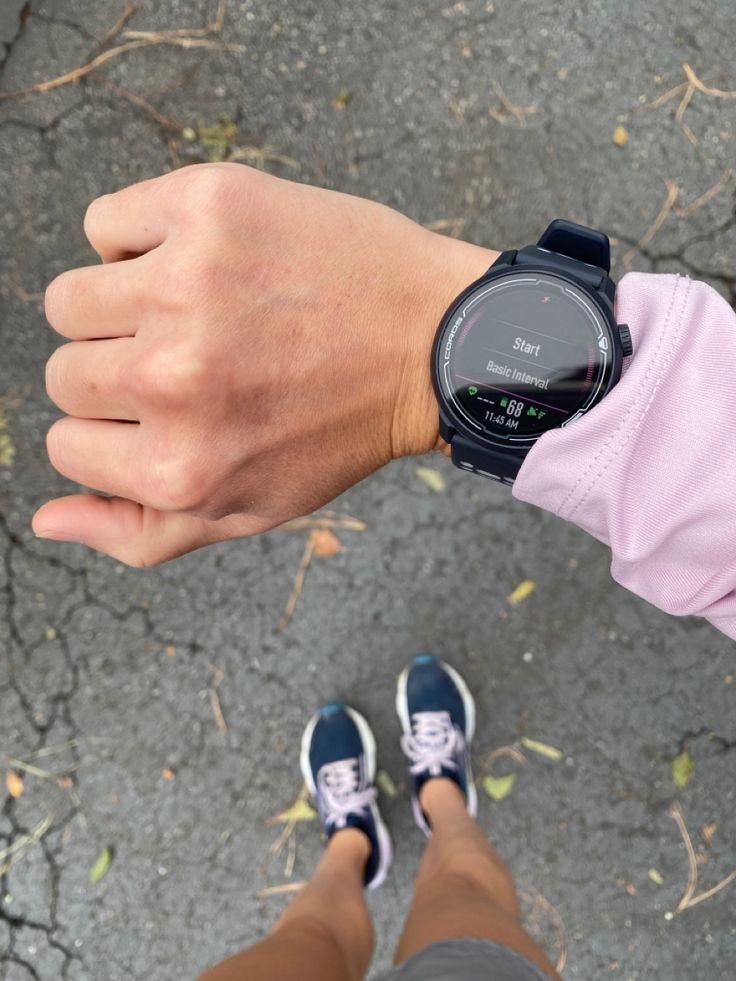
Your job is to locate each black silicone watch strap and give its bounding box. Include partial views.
[537,218,611,272]
[450,435,523,485]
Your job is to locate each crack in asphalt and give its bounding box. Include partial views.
[0,1,31,79]
[0,509,210,977]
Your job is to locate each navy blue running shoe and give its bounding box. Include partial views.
[396,655,477,835]
[300,703,393,889]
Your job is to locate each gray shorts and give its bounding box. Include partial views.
[372,938,550,981]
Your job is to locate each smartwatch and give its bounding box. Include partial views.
[431,219,633,485]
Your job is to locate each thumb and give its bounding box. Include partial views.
[32,495,266,567]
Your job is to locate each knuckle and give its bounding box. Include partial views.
[149,453,206,512]
[178,164,238,211]
[131,343,209,407]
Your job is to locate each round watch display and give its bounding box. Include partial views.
[434,270,615,444]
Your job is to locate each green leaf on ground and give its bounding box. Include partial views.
[0,408,15,467]
[198,117,238,162]
[507,580,536,605]
[331,89,352,110]
[415,466,446,493]
[482,773,517,801]
[648,868,664,885]
[275,799,317,823]
[521,737,563,761]
[89,847,113,884]
[376,770,398,798]
[672,748,694,787]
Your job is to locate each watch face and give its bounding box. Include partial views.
[435,270,614,444]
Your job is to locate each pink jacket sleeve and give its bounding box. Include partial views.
[513,272,736,640]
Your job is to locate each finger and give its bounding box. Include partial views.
[84,174,174,262]
[46,338,138,421]
[32,496,267,567]
[45,259,149,340]
[46,417,150,503]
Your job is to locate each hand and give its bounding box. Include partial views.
[34,163,496,566]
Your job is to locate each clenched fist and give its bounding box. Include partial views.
[34,163,495,566]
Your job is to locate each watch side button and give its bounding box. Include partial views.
[618,323,633,357]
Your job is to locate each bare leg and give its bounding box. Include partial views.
[198,828,373,981]
[394,778,561,980]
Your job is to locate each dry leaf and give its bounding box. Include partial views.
[700,822,717,847]
[415,466,446,493]
[165,644,176,657]
[521,737,563,761]
[6,771,24,799]
[162,767,176,780]
[507,580,536,605]
[310,528,342,558]
[613,124,629,146]
[331,89,351,110]
[483,772,517,801]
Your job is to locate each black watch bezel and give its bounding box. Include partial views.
[431,258,624,456]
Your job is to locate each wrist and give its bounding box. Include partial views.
[390,231,499,460]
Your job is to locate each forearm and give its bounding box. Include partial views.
[515,271,736,638]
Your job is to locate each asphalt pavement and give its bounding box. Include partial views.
[1,1,735,979]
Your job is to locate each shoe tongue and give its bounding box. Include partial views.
[414,714,453,749]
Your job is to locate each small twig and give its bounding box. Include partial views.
[24,736,111,760]
[9,270,43,303]
[6,758,56,779]
[425,218,466,239]
[227,145,299,170]
[168,137,184,169]
[280,514,367,533]
[670,802,736,914]
[124,0,227,40]
[670,802,698,912]
[93,1,137,53]
[481,744,528,770]
[0,813,54,875]
[285,829,297,877]
[521,888,567,974]
[674,83,697,145]
[619,64,736,143]
[622,179,679,270]
[208,663,228,734]
[312,143,326,184]
[617,80,690,121]
[673,167,734,219]
[0,1,243,101]
[258,881,306,898]
[92,76,180,130]
[278,534,316,630]
[682,62,736,100]
[489,79,536,129]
